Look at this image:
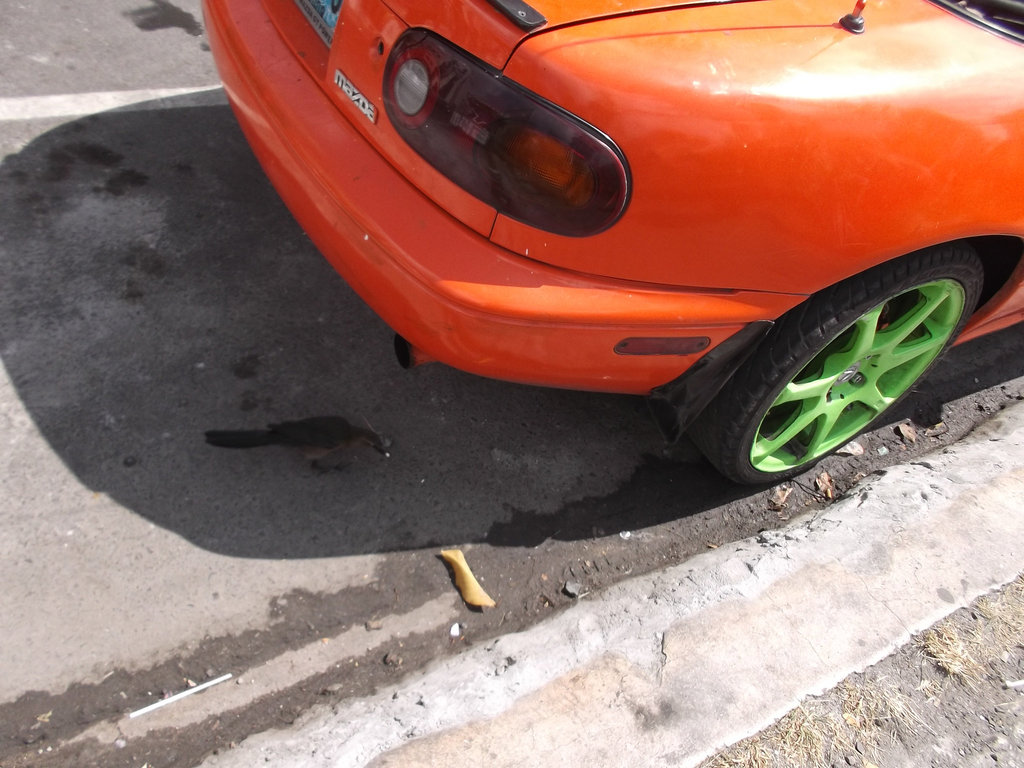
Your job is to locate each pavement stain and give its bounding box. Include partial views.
[230,354,261,380]
[119,243,168,301]
[123,0,204,37]
[120,244,167,276]
[42,143,122,182]
[31,140,150,198]
[239,389,272,412]
[98,168,150,196]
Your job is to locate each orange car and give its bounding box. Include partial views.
[203,0,1024,483]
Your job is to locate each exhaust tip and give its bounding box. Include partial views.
[394,334,434,369]
[394,334,414,368]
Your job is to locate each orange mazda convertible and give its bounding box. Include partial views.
[203,0,1024,483]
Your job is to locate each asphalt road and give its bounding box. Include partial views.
[2,2,1024,766]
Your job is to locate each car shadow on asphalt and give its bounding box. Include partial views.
[2,99,1023,560]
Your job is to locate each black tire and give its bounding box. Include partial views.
[690,243,984,485]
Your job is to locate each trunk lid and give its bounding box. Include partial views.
[381,0,767,67]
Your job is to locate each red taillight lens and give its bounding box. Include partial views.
[383,30,630,237]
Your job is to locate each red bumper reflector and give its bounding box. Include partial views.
[614,337,711,356]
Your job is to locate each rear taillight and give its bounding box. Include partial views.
[383,30,630,237]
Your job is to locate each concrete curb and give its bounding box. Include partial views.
[202,402,1024,768]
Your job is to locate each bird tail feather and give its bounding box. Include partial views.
[205,430,276,448]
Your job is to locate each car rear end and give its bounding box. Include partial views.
[201,0,808,394]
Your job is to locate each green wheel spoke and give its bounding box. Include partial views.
[815,306,882,379]
[872,323,949,371]
[843,306,884,362]
[875,286,957,353]
[772,376,834,406]
[848,381,894,414]
[752,407,819,459]
[802,401,847,458]
[880,300,939,347]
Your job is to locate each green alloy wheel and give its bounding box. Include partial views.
[750,278,964,473]
[691,244,984,485]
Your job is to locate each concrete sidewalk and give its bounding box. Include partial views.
[202,402,1024,768]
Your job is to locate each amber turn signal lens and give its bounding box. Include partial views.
[494,127,596,208]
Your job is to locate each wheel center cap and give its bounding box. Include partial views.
[836,361,862,384]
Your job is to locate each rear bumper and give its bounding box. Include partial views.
[203,0,804,394]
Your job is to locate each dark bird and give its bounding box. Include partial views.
[205,416,391,468]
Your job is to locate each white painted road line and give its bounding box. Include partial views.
[69,594,459,748]
[0,86,226,122]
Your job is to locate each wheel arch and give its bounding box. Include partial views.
[964,235,1024,312]
[824,235,1021,318]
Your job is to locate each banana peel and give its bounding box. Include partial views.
[440,549,496,609]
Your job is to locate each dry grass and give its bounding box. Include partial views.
[920,624,986,686]
[775,705,850,767]
[975,576,1024,657]
[919,574,1024,687]
[701,679,921,768]
[914,676,945,705]
[703,741,774,768]
[703,703,851,768]
[840,677,927,744]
